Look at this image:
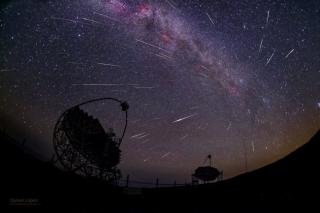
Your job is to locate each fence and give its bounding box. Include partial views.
[117,174,223,188]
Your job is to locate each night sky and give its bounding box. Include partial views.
[0,0,319,185]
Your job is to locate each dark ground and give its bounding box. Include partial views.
[1,129,319,212]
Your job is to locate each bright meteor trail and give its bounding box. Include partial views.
[172,113,198,123]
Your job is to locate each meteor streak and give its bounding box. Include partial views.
[172,113,198,123]
[266,10,270,26]
[97,62,121,67]
[160,152,171,159]
[131,132,146,139]
[265,50,275,66]
[72,83,123,86]
[81,18,102,25]
[285,49,294,59]
[259,37,264,53]
[93,11,122,23]
[206,12,215,25]
[134,86,154,89]
[136,39,171,54]
[51,16,76,23]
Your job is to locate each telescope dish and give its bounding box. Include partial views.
[52,98,129,183]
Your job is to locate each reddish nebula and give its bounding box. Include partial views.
[161,32,171,44]
[136,4,151,14]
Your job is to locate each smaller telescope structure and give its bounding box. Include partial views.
[192,155,223,184]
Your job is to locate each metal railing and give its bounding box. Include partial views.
[116,174,223,188]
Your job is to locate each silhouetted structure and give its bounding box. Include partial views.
[192,154,222,184]
[53,98,129,183]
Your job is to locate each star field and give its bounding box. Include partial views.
[0,0,319,184]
